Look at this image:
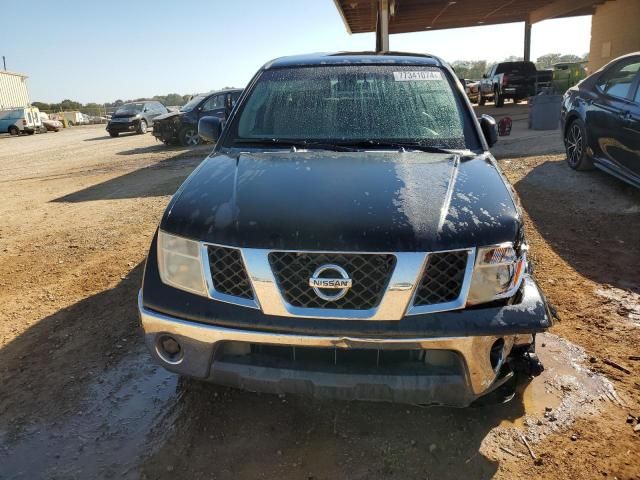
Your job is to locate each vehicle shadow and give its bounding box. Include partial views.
[513,158,640,291]
[0,264,145,433]
[116,143,211,156]
[141,377,524,479]
[83,135,118,141]
[0,266,526,479]
[50,151,204,203]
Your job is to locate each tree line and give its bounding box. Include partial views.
[452,52,588,80]
[32,52,588,113]
[32,93,193,116]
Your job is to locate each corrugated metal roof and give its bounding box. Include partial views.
[333,0,601,34]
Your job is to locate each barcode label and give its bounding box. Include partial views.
[393,71,442,81]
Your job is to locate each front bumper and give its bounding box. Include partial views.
[139,289,545,406]
[107,121,137,133]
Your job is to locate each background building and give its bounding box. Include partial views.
[588,0,640,72]
[0,71,30,110]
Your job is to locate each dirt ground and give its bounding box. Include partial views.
[0,125,638,479]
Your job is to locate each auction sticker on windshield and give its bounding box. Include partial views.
[393,71,442,81]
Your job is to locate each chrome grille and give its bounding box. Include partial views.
[207,246,254,300]
[413,251,468,306]
[268,252,396,310]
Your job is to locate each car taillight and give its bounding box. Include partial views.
[502,74,509,86]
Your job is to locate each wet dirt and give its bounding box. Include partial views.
[0,128,638,479]
[0,346,178,478]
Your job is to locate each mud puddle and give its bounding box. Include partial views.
[0,346,179,479]
[500,333,619,439]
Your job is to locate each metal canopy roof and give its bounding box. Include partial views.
[333,0,600,34]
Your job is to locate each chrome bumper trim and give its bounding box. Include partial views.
[139,291,512,396]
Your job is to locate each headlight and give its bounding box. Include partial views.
[157,230,208,296]
[467,243,526,305]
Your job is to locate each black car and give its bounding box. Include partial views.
[106,101,168,137]
[561,52,640,188]
[152,89,243,146]
[138,52,551,407]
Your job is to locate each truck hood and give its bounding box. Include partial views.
[161,151,520,251]
[153,111,183,123]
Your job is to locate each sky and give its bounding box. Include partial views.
[1,0,592,104]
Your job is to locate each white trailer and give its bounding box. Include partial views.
[0,71,30,110]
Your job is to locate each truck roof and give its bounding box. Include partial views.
[264,52,443,69]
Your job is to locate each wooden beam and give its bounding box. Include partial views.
[332,0,353,34]
[524,20,532,61]
[529,0,598,24]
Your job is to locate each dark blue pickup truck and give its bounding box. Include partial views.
[479,61,552,107]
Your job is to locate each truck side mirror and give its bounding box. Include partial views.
[198,116,223,143]
[479,114,498,147]
[482,73,488,79]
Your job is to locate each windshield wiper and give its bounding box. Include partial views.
[234,138,358,152]
[336,140,460,154]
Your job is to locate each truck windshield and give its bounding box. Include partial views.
[228,65,476,149]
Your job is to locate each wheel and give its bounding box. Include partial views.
[8,126,19,135]
[478,92,486,106]
[565,118,593,171]
[137,119,148,134]
[26,130,35,135]
[179,126,201,146]
[109,131,119,138]
[68,121,74,127]
[495,88,504,107]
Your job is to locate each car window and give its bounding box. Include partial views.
[231,65,475,149]
[597,59,640,99]
[202,95,224,111]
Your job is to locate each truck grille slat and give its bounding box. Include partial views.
[207,246,254,300]
[268,252,396,310]
[413,251,468,306]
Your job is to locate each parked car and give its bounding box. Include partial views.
[464,79,480,103]
[479,61,552,107]
[152,89,243,146]
[106,101,168,137]
[561,52,640,188]
[138,52,551,407]
[42,118,62,132]
[0,106,40,135]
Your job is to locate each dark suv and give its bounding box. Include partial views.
[106,101,168,137]
[138,53,551,407]
[152,89,243,146]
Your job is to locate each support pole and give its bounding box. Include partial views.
[376,0,390,53]
[524,20,532,61]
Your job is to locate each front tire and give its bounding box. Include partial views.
[565,118,593,171]
[8,126,19,135]
[109,131,119,138]
[137,119,148,134]
[179,126,200,146]
[478,92,486,106]
[495,88,504,107]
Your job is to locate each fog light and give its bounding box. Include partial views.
[156,334,183,364]
[490,338,505,372]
